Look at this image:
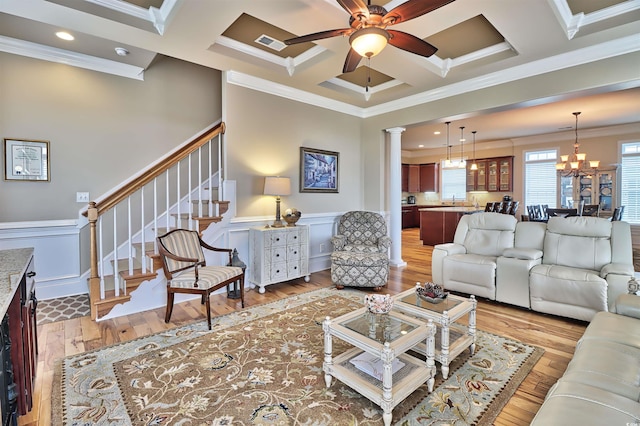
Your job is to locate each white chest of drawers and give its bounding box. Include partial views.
[249,225,310,293]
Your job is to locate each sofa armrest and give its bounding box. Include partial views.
[502,247,543,261]
[614,294,640,319]
[331,235,346,251]
[599,262,635,279]
[377,236,391,251]
[433,243,466,256]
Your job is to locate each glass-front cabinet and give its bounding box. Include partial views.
[558,167,618,216]
[466,156,510,192]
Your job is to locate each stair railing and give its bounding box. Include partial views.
[84,122,225,320]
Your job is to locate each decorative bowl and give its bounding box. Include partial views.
[283,209,301,226]
[364,294,393,314]
[415,282,449,304]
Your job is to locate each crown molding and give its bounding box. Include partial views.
[362,33,640,118]
[84,0,179,34]
[0,35,144,80]
[548,0,640,39]
[225,71,364,117]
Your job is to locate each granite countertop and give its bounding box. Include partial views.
[0,248,34,318]
[418,206,484,213]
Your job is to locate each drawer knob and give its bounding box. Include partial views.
[276,237,280,241]
[294,251,297,255]
[27,271,36,278]
[276,253,280,257]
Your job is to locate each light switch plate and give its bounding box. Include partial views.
[76,192,90,203]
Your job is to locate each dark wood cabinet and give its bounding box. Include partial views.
[419,163,438,192]
[402,205,419,228]
[467,156,512,192]
[403,163,438,193]
[5,254,37,417]
[419,210,464,245]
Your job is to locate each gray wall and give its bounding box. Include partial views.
[224,84,363,219]
[0,53,222,221]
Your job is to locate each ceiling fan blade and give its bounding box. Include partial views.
[336,0,369,19]
[388,30,438,57]
[284,28,353,45]
[342,48,362,73]
[383,0,455,26]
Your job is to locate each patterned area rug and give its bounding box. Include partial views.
[37,294,90,325]
[52,288,543,425]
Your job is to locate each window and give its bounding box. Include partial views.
[441,160,466,201]
[524,150,557,208]
[621,142,640,223]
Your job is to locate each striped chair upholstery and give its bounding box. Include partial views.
[157,229,245,329]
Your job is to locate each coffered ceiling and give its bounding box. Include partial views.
[1,0,639,151]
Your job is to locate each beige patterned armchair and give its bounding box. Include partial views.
[330,211,391,290]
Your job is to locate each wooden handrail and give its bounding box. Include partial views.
[82,122,225,217]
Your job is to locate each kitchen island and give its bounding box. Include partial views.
[419,206,483,245]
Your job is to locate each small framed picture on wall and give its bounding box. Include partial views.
[300,147,339,193]
[4,138,50,182]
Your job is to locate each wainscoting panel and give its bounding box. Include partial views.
[0,220,86,300]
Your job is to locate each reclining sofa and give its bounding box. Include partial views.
[432,212,635,321]
[531,292,640,424]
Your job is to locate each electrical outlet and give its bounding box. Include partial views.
[320,243,325,253]
[76,192,90,203]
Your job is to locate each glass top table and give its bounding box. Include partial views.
[322,307,436,426]
[394,286,477,379]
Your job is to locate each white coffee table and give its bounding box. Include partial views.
[323,307,436,426]
[393,288,477,379]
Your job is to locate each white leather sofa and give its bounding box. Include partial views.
[432,213,635,322]
[531,293,640,425]
[432,213,517,300]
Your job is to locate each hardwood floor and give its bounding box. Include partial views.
[21,228,586,425]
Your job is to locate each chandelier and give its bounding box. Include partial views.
[556,112,600,177]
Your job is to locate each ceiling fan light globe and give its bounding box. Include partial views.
[349,27,389,58]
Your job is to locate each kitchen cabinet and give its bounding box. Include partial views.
[403,163,438,193]
[419,163,438,192]
[419,209,465,245]
[401,164,421,192]
[467,156,512,192]
[402,205,419,228]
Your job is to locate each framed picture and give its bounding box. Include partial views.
[300,147,339,193]
[3,139,50,182]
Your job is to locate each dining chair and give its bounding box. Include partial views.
[581,204,600,217]
[546,208,578,218]
[611,206,625,221]
[157,228,246,330]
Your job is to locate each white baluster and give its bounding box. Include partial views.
[188,154,193,231]
[113,209,119,297]
[99,217,105,300]
[208,140,213,218]
[165,170,170,233]
[198,147,203,220]
[141,188,146,274]
[177,162,181,229]
[127,197,133,278]
[153,178,158,254]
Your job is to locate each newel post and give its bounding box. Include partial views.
[87,201,100,319]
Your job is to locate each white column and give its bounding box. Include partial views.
[386,127,406,267]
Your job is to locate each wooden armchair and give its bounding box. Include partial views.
[157,229,245,330]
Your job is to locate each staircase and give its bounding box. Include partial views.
[83,122,230,320]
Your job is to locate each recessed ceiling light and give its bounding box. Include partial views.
[115,47,130,56]
[56,31,74,41]
[434,131,441,135]
[418,144,424,148]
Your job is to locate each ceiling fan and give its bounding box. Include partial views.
[284,0,455,73]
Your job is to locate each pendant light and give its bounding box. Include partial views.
[470,131,478,171]
[444,121,452,167]
[458,126,466,168]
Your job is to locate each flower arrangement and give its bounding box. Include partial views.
[283,208,301,226]
[415,282,448,304]
[364,294,393,314]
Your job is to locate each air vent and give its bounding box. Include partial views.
[255,34,286,52]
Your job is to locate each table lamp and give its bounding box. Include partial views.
[264,176,291,228]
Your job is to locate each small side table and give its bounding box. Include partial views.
[323,308,436,426]
[394,289,477,379]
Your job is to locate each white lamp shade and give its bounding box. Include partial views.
[349,27,389,58]
[264,176,291,196]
